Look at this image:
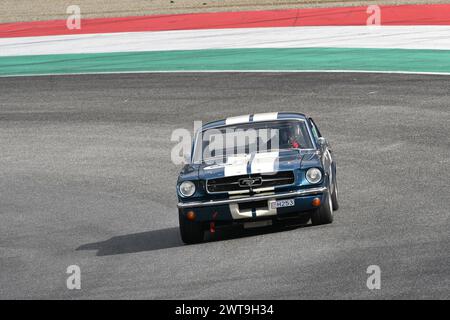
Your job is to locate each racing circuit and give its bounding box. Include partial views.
[0,72,449,299]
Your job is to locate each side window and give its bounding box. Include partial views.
[309,118,321,141]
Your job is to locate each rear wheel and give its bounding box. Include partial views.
[311,191,334,225]
[179,210,204,244]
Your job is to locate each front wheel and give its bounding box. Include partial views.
[331,177,339,211]
[179,210,204,244]
[311,191,334,225]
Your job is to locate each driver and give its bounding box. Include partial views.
[280,126,301,149]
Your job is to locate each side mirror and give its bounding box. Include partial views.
[317,137,328,148]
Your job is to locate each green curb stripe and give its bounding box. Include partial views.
[1,48,450,76]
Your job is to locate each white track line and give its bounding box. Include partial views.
[1,70,450,78]
[0,70,450,78]
[1,26,450,56]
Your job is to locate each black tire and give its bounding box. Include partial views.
[311,191,334,226]
[179,210,204,244]
[331,176,339,211]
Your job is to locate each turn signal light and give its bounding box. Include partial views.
[312,198,321,207]
[186,210,196,221]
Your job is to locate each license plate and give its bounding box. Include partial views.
[269,199,295,210]
[243,220,272,229]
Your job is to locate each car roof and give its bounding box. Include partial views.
[201,112,308,131]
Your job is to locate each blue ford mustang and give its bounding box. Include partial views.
[176,112,338,244]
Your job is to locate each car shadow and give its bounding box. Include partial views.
[76,227,184,256]
[77,220,313,256]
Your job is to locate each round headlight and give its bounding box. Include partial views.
[179,181,196,197]
[306,168,322,184]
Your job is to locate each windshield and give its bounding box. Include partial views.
[192,120,314,164]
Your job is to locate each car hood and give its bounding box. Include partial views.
[195,150,316,180]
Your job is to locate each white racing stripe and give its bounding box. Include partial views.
[252,112,278,122]
[229,203,277,219]
[228,198,277,219]
[224,154,250,177]
[225,114,250,125]
[1,26,450,57]
[229,203,253,219]
[228,194,252,219]
[250,152,279,174]
[225,112,277,125]
[228,194,278,219]
[255,204,277,217]
[225,151,279,218]
[223,152,280,177]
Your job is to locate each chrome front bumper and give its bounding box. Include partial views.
[177,187,327,209]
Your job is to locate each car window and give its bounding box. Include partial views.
[193,120,314,163]
[309,119,321,141]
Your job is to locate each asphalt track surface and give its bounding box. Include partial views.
[0,72,449,299]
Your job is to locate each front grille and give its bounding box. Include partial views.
[206,171,295,193]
